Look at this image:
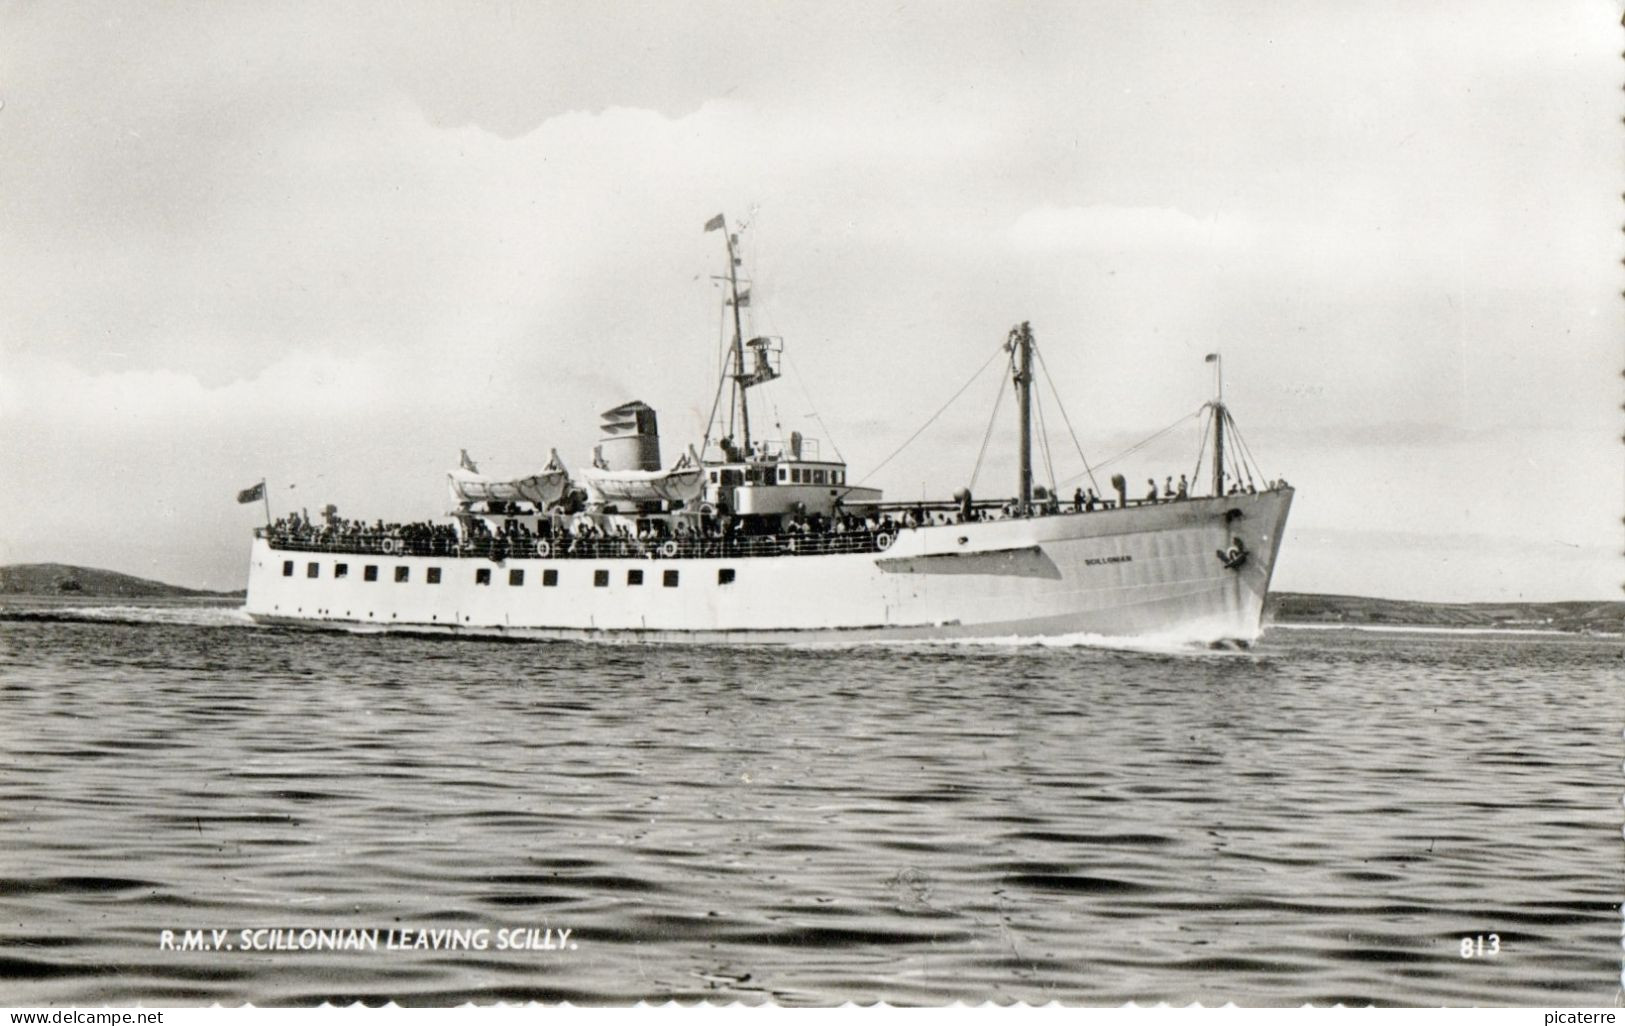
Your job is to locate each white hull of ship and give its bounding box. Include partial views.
[244,489,1292,645]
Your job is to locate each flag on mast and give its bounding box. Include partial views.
[236,481,265,504]
[459,449,480,473]
[703,214,725,232]
[1204,353,1219,362]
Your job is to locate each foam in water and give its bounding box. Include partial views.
[4,602,1257,655]
[0,603,257,629]
[798,627,1257,657]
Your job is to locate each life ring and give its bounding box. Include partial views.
[534,539,551,559]
[875,531,895,552]
[659,540,679,558]
[381,538,399,555]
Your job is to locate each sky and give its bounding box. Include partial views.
[1,0,1618,601]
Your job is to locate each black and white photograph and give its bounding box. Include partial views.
[0,0,1619,1010]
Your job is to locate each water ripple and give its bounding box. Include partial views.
[0,616,1618,1005]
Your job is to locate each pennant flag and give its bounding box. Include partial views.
[729,288,750,308]
[1204,353,1219,362]
[237,482,265,504]
[703,214,725,232]
[459,448,480,473]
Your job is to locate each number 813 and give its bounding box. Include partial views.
[1460,934,1500,958]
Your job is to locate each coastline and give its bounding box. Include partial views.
[1267,621,1620,639]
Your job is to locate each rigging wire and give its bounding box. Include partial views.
[700,296,735,458]
[968,361,1009,494]
[1217,408,1242,488]
[1225,414,1247,487]
[1231,414,1265,486]
[1056,408,1203,488]
[765,375,785,444]
[848,342,1007,490]
[1191,405,1213,490]
[1033,376,1058,498]
[1033,345,1100,493]
[782,352,847,465]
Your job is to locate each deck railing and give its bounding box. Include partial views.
[255,484,1285,562]
[258,528,892,561]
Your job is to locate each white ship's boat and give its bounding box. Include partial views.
[244,216,1293,646]
[447,450,569,507]
[580,446,706,506]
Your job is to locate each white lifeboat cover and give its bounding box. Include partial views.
[580,445,704,504]
[448,449,570,506]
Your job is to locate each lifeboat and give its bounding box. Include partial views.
[580,445,705,505]
[448,449,570,507]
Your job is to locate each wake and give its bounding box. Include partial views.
[802,629,1261,657]
[0,603,257,629]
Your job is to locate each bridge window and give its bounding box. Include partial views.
[475,568,491,586]
[627,569,644,586]
[663,569,679,588]
[334,563,348,579]
[509,569,525,586]
[543,569,559,587]
[394,566,409,583]
[364,565,379,582]
[813,469,826,484]
[718,568,736,585]
[777,467,788,482]
[306,562,319,579]
[594,569,609,587]
[427,567,442,584]
[282,560,294,577]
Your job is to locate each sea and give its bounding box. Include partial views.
[1,603,1619,1007]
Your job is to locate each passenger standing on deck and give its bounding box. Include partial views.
[1177,474,1189,500]
[1072,487,1084,512]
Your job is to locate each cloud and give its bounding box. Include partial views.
[3,350,389,428]
[0,2,1617,600]
[1008,205,1259,256]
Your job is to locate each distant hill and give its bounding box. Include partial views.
[0,563,240,599]
[1268,592,1622,634]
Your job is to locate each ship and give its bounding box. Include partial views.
[244,215,1293,645]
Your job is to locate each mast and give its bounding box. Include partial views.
[1208,352,1225,496]
[722,223,752,453]
[1010,322,1034,512]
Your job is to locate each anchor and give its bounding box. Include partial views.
[1216,536,1248,570]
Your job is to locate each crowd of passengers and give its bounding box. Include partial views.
[267,512,462,555]
[265,474,1286,558]
[267,508,907,558]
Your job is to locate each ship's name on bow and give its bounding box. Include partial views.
[1084,555,1133,566]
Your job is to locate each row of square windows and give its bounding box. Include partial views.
[282,560,736,587]
[711,466,843,485]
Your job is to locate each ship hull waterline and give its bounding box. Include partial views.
[244,489,1292,646]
